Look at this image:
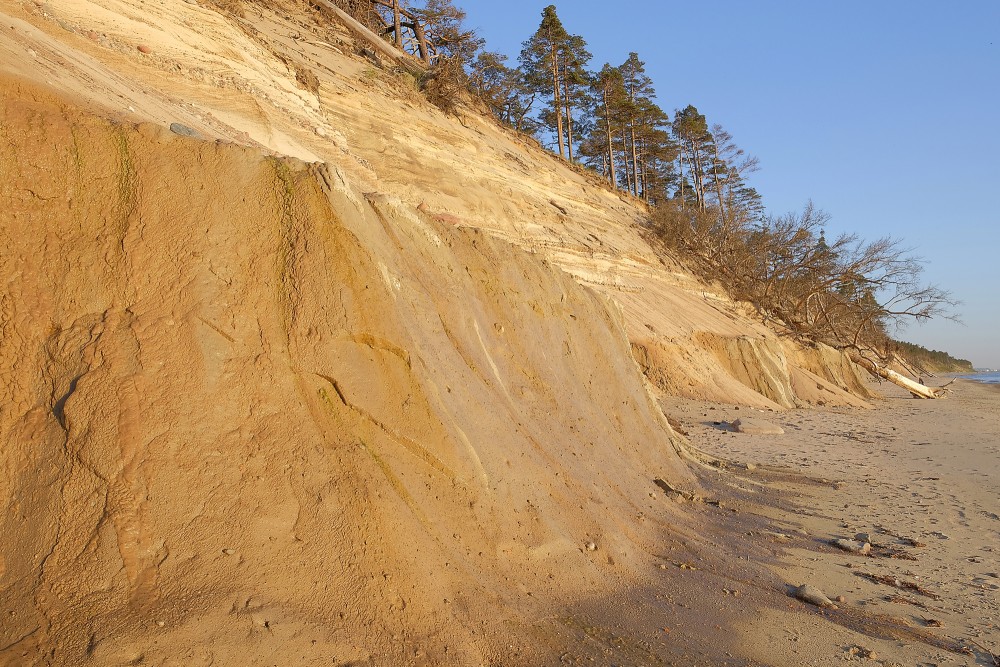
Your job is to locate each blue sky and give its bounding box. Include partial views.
[460,1,1000,369]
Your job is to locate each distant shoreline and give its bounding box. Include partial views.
[958,371,1000,386]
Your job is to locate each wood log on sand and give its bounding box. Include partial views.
[850,354,948,399]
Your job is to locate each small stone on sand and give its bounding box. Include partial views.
[169,122,200,138]
[831,538,871,554]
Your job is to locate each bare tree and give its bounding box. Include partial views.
[648,200,959,363]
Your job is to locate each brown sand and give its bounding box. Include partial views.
[660,378,1000,666]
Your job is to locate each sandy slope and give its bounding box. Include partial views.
[0,83,709,664]
[0,0,871,409]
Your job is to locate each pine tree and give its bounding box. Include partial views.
[469,51,537,132]
[519,5,571,158]
[591,63,625,188]
[705,123,761,225]
[672,105,712,210]
[560,34,591,162]
[632,103,675,203]
[411,0,483,65]
[619,53,656,197]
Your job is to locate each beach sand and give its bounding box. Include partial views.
[658,378,1000,665]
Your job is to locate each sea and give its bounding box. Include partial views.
[963,371,1000,385]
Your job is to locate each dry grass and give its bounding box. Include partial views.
[207,0,245,17]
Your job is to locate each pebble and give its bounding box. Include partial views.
[584,541,596,552]
[137,44,151,54]
[169,122,200,138]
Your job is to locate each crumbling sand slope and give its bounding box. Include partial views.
[0,0,872,409]
[1,83,698,665]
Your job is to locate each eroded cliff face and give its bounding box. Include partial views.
[0,86,699,665]
[1,1,879,663]
[0,0,872,411]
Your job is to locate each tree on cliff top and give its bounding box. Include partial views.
[519,5,572,157]
[468,51,538,132]
[411,0,483,64]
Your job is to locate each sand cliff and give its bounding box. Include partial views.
[2,1,884,663]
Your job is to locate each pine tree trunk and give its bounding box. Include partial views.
[850,355,942,399]
[629,123,639,198]
[711,141,727,223]
[563,75,574,162]
[690,144,706,211]
[550,44,565,159]
[412,18,429,63]
[621,128,633,194]
[638,140,647,201]
[602,88,617,189]
[678,151,686,208]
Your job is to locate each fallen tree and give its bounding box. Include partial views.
[647,202,962,403]
[849,353,948,399]
[312,0,429,74]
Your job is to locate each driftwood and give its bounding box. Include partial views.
[850,354,945,399]
[853,571,942,600]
